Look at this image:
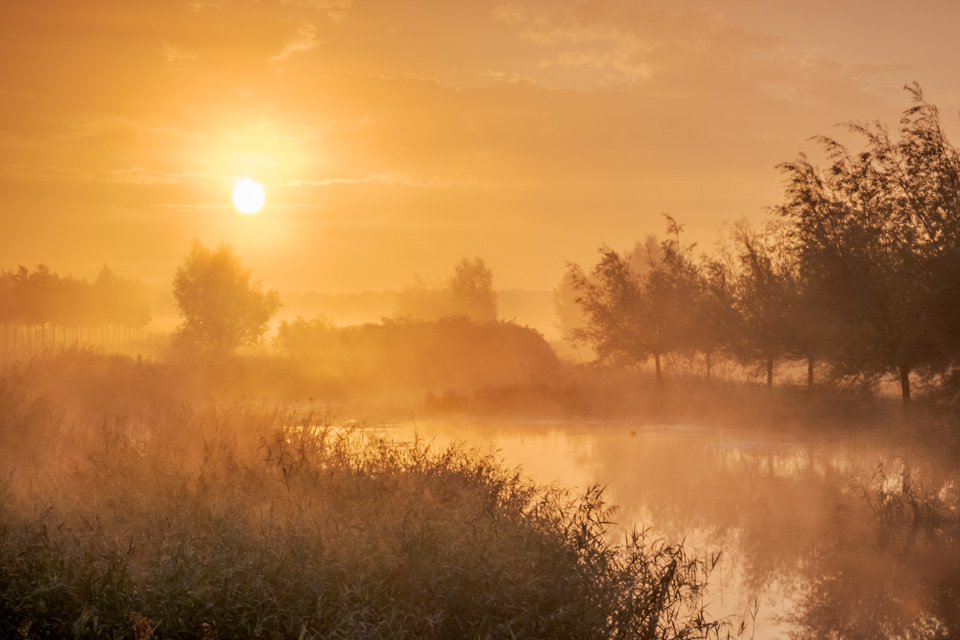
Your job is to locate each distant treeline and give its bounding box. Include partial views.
[275,316,557,392]
[565,84,960,403]
[8,86,960,407]
[0,265,151,351]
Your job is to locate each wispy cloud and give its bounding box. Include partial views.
[278,0,353,23]
[163,43,196,63]
[150,203,224,209]
[187,0,227,12]
[107,167,217,185]
[491,0,769,84]
[270,23,319,69]
[278,173,414,187]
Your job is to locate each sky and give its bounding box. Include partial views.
[3,0,960,293]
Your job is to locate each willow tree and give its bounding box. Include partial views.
[728,222,801,389]
[568,217,701,385]
[775,84,960,402]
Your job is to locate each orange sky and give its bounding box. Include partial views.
[2,0,959,293]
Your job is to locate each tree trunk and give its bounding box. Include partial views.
[766,355,773,390]
[654,352,662,386]
[807,356,815,391]
[899,365,911,404]
[705,352,712,381]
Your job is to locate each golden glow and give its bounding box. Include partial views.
[2,1,956,293]
[233,178,265,214]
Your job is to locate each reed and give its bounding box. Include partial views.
[0,389,739,639]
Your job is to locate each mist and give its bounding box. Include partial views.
[6,1,960,635]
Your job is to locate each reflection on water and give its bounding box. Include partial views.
[370,419,959,639]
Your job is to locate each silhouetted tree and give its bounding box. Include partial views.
[449,257,498,322]
[555,238,658,363]
[728,222,799,389]
[395,257,498,322]
[13,265,53,349]
[274,315,338,356]
[0,264,153,351]
[569,217,700,385]
[553,269,591,359]
[568,247,647,373]
[0,270,15,350]
[172,242,280,354]
[394,276,451,321]
[692,256,739,381]
[869,84,960,392]
[642,217,702,382]
[775,85,960,402]
[93,266,151,342]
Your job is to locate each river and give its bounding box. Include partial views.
[372,417,959,639]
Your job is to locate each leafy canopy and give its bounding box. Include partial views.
[172,242,280,353]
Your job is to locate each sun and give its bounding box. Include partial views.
[233,178,265,214]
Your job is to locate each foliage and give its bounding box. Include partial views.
[395,257,498,322]
[725,221,803,387]
[564,85,960,400]
[172,242,281,354]
[0,377,742,640]
[775,83,960,401]
[567,217,728,384]
[449,257,498,322]
[274,316,558,392]
[0,264,151,351]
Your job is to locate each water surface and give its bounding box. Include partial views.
[372,418,952,639]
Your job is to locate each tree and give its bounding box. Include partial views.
[568,246,648,371]
[692,255,739,381]
[448,257,497,322]
[394,257,498,322]
[554,237,659,363]
[0,270,16,351]
[569,217,701,385]
[728,222,800,389]
[172,242,280,353]
[93,265,151,342]
[775,85,960,402]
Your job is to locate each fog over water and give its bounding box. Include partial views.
[377,418,958,639]
[7,2,960,637]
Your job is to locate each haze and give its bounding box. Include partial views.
[5,3,960,638]
[4,0,960,293]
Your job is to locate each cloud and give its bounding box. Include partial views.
[187,0,227,11]
[278,173,415,187]
[539,48,657,81]
[107,167,217,185]
[278,0,353,22]
[270,23,320,68]
[163,43,196,63]
[491,0,774,84]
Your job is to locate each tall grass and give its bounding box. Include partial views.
[0,375,741,639]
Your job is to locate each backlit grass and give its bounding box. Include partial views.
[0,382,740,639]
